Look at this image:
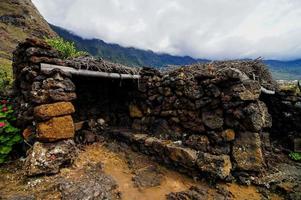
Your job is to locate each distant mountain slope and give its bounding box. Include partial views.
[50,24,301,80]
[50,24,208,67]
[264,60,301,80]
[0,0,57,68]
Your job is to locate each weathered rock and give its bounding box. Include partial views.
[129,104,143,118]
[25,47,60,58]
[205,84,220,98]
[208,144,231,155]
[243,101,272,131]
[132,165,163,188]
[167,185,232,200]
[167,186,209,200]
[30,89,49,104]
[202,110,224,129]
[42,78,75,92]
[196,153,232,179]
[37,115,75,142]
[166,144,198,167]
[34,102,75,120]
[232,132,264,171]
[185,135,209,152]
[25,140,77,176]
[261,132,271,151]
[231,80,261,100]
[150,119,174,139]
[221,129,235,141]
[58,163,119,200]
[49,90,77,102]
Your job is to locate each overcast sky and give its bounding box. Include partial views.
[32,0,301,60]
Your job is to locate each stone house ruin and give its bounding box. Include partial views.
[12,38,301,179]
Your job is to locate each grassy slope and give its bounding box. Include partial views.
[0,0,57,84]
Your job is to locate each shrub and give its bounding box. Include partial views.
[0,97,21,163]
[289,152,301,161]
[45,37,87,59]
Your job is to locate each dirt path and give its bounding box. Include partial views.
[0,142,283,200]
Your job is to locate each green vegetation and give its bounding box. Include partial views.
[0,58,13,91]
[0,97,21,163]
[45,37,87,59]
[289,152,301,161]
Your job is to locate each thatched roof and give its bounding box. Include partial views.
[161,59,277,91]
[64,56,141,75]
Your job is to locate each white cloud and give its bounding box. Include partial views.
[32,0,301,60]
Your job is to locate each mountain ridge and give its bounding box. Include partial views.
[50,24,209,68]
[50,24,301,80]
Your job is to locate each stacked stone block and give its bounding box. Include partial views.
[129,64,273,178]
[12,38,77,175]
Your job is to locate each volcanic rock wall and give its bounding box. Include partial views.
[127,63,273,178]
[13,38,276,179]
[262,81,301,151]
[12,39,78,175]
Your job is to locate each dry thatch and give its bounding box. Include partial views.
[161,59,277,90]
[64,56,141,75]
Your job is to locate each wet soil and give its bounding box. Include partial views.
[0,141,286,200]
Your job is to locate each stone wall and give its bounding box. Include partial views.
[12,39,78,175]
[261,80,301,151]
[128,63,273,179]
[13,38,277,180]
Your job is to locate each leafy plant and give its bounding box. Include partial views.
[289,152,301,161]
[0,98,21,164]
[45,37,87,59]
[0,59,13,91]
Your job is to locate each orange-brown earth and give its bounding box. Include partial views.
[0,141,283,200]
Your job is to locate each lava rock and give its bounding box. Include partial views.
[25,140,77,176]
[49,89,77,102]
[196,153,232,179]
[232,132,264,171]
[185,135,210,152]
[166,144,198,167]
[37,115,75,142]
[34,101,75,120]
[243,101,272,131]
[132,165,164,188]
[202,109,224,129]
[58,163,119,200]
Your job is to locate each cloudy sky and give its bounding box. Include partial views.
[32,0,301,60]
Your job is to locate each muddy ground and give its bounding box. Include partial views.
[0,140,300,200]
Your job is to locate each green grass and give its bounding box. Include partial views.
[0,58,13,91]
